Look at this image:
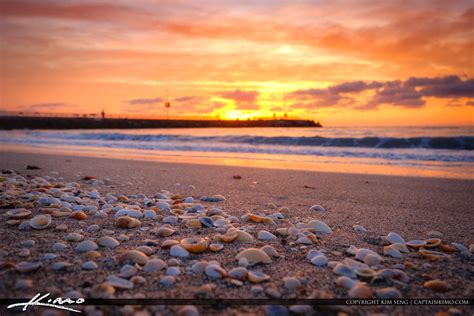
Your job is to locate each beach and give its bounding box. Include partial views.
[0,150,473,315]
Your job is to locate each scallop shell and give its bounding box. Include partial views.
[7,208,32,219]
[424,280,449,292]
[348,284,373,299]
[29,214,52,230]
[118,250,149,265]
[116,216,141,229]
[406,240,427,249]
[209,243,224,252]
[181,238,209,253]
[235,248,272,265]
[385,232,405,245]
[143,259,167,273]
[247,271,270,283]
[257,230,277,241]
[76,240,99,252]
[308,220,332,234]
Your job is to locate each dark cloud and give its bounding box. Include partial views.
[18,102,66,111]
[127,97,163,105]
[291,75,474,110]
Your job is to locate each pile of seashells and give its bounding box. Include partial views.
[0,169,472,315]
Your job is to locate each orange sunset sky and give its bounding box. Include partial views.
[0,0,473,126]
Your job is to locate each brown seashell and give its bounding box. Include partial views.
[51,210,71,217]
[155,226,175,237]
[171,194,184,200]
[307,233,318,244]
[355,267,376,279]
[406,240,427,249]
[209,243,224,252]
[185,219,202,229]
[116,216,141,229]
[425,238,441,248]
[217,231,238,243]
[7,219,21,225]
[235,230,254,242]
[438,244,457,253]
[29,214,52,230]
[419,249,449,260]
[118,250,149,265]
[40,208,57,214]
[162,239,180,249]
[181,238,209,253]
[70,211,87,220]
[424,280,449,292]
[7,208,32,219]
[90,283,116,298]
[247,213,264,223]
[235,248,272,265]
[262,217,275,225]
[275,228,289,236]
[348,284,373,298]
[85,250,101,260]
[247,271,270,283]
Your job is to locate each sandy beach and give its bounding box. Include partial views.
[0,151,473,315]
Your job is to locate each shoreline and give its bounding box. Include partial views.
[0,151,473,315]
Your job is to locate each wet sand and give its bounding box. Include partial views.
[0,151,473,315]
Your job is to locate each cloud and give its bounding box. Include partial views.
[18,102,67,111]
[218,89,260,110]
[290,75,474,110]
[127,97,163,105]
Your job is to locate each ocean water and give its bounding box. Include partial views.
[1,126,473,179]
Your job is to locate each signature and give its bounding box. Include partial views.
[7,293,85,313]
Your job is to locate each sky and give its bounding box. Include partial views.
[0,0,473,126]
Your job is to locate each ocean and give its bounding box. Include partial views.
[1,126,473,179]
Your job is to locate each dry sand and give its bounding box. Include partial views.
[0,151,473,315]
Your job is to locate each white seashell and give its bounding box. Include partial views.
[238,257,249,268]
[163,216,178,225]
[201,195,226,202]
[386,232,405,245]
[156,202,170,210]
[229,267,248,280]
[170,245,190,258]
[98,236,120,249]
[235,248,272,265]
[308,220,332,234]
[258,230,277,241]
[355,248,379,261]
[166,266,181,276]
[65,232,84,242]
[15,261,42,273]
[391,243,409,253]
[307,249,323,261]
[192,261,208,274]
[235,230,254,242]
[82,261,98,270]
[29,214,52,230]
[363,254,382,266]
[76,240,98,252]
[296,237,313,245]
[261,245,280,257]
[335,276,357,289]
[309,204,325,212]
[125,209,143,218]
[205,264,227,278]
[311,255,328,267]
[105,275,134,289]
[333,263,356,278]
[143,259,167,273]
[143,210,157,219]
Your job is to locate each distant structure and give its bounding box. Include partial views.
[283,93,288,119]
[165,89,171,120]
[101,109,105,120]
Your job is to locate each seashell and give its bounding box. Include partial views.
[335,276,357,289]
[90,283,115,298]
[384,245,404,258]
[424,279,449,292]
[82,261,98,270]
[98,236,120,249]
[355,267,375,279]
[238,257,249,268]
[192,261,208,274]
[51,210,71,217]
[235,248,272,265]
[229,267,248,280]
[160,275,176,286]
[311,255,328,267]
[15,261,42,273]
[438,244,458,253]
[385,232,406,245]
[307,249,323,261]
[170,245,190,258]
[209,243,224,252]
[261,245,280,257]
[348,284,373,298]
[296,237,313,245]
[162,239,180,249]
[451,242,467,252]
[288,226,300,236]
[283,277,301,292]
[353,225,368,233]
[199,217,214,228]
[235,230,254,242]
[155,226,176,237]
[52,261,72,271]
[52,242,68,252]
[177,306,199,316]
[309,204,325,212]
[289,305,313,315]
[406,240,427,249]
[333,263,356,278]
[276,228,289,236]
[85,251,101,260]
[419,249,449,260]
[186,219,202,229]
[247,271,270,283]
[7,208,32,219]
[346,245,358,256]
[105,275,134,289]
[217,231,238,243]
[194,283,215,298]
[29,214,52,230]
[118,250,149,265]
[424,238,441,248]
[247,213,264,223]
[181,238,209,253]
[201,195,226,202]
[116,216,141,229]
[137,246,155,255]
[143,259,167,273]
[391,243,409,253]
[308,220,332,234]
[258,230,277,241]
[166,266,181,276]
[76,240,98,252]
[131,276,146,285]
[143,209,157,219]
[363,254,382,266]
[355,248,378,261]
[205,264,227,278]
[65,232,84,242]
[70,211,87,220]
[375,287,402,299]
